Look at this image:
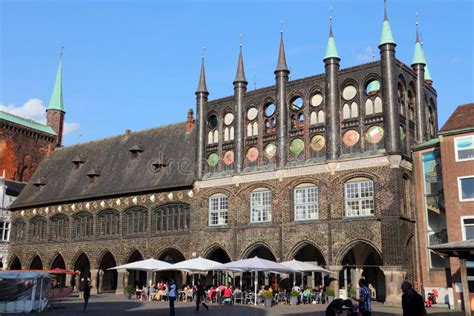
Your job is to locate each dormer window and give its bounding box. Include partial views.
[87,167,100,183]
[33,176,46,190]
[72,155,85,170]
[150,157,168,173]
[129,144,144,159]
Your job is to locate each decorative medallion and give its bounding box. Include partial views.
[264,143,277,159]
[246,147,259,162]
[342,130,360,146]
[310,94,323,107]
[150,194,156,203]
[187,190,194,198]
[224,113,234,125]
[207,153,219,167]
[132,197,138,204]
[365,126,384,144]
[342,85,357,100]
[177,192,184,199]
[290,138,305,155]
[167,192,174,200]
[310,135,326,151]
[247,107,258,121]
[223,151,234,165]
[100,201,105,208]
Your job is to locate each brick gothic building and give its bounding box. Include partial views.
[0,59,65,269]
[8,6,438,304]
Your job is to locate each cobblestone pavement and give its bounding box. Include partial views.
[22,293,463,316]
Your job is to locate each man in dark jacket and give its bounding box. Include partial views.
[401,281,427,316]
[325,298,352,316]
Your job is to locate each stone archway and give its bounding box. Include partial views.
[156,248,185,285]
[9,256,21,270]
[245,244,276,261]
[73,252,91,279]
[126,249,146,287]
[340,241,385,302]
[205,246,231,287]
[51,253,66,287]
[291,242,327,288]
[98,251,117,293]
[29,255,43,270]
[242,244,276,290]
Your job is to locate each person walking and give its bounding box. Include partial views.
[401,281,427,316]
[83,277,92,311]
[195,281,209,311]
[168,279,177,316]
[355,279,372,316]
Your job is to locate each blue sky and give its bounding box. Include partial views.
[1,0,472,146]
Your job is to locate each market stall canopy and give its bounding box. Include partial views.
[156,256,222,273]
[280,259,334,273]
[108,258,171,272]
[430,240,474,261]
[213,256,300,273]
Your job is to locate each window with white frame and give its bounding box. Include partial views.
[455,135,474,161]
[462,217,474,240]
[209,195,228,226]
[294,185,318,221]
[250,190,272,223]
[458,176,474,201]
[345,179,375,217]
[0,221,10,241]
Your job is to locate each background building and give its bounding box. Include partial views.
[7,5,439,304]
[414,103,474,311]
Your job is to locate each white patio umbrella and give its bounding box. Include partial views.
[156,256,223,285]
[212,256,299,305]
[109,258,172,297]
[280,259,333,288]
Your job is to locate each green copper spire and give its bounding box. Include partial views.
[424,64,432,81]
[324,15,340,59]
[48,52,64,112]
[379,0,396,46]
[412,15,426,65]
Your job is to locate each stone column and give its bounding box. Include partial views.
[354,268,363,298]
[65,274,73,288]
[381,266,405,305]
[327,265,342,299]
[90,269,99,295]
[98,269,104,293]
[115,269,127,295]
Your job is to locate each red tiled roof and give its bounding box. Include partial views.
[440,103,474,133]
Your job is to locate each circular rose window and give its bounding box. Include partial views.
[247,107,258,121]
[310,94,323,107]
[342,85,357,101]
[224,113,234,125]
[290,138,304,155]
[223,151,234,165]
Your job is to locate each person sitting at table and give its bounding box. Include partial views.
[302,287,312,304]
[207,286,216,303]
[156,283,167,301]
[233,287,243,304]
[135,285,143,299]
[223,286,233,304]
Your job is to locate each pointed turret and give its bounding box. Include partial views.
[411,19,426,66]
[424,64,433,84]
[234,45,247,84]
[379,0,396,46]
[48,58,64,111]
[378,0,401,154]
[275,31,289,72]
[324,16,340,60]
[196,56,208,94]
[195,51,209,179]
[46,51,66,147]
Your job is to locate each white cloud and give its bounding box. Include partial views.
[0,98,79,136]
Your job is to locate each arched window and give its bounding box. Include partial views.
[124,208,148,235]
[428,103,435,137]
[318,110,325,123]
[365,99,374,115]
[398,83,405,116]
[12,220,26,242]
[374,97,382,113]
[213,130,219,143]
[50,214,68,241]
[351,102,358,118]
[343,104,351,119]
[74,212,93,238]
[208,194,228,226]
[252,122,258,136]
[408,90,415,121]
[224,127,230,142]
[344,178,374,217]
[310,112,317,125]
[153,204,190,233]
[30,216,47,241]
[229,127,235,140]
[98,209,120,236]
[207,114,218,145]
[294,184,319,221]
[250,189,272,223]
[208,131,213,144]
